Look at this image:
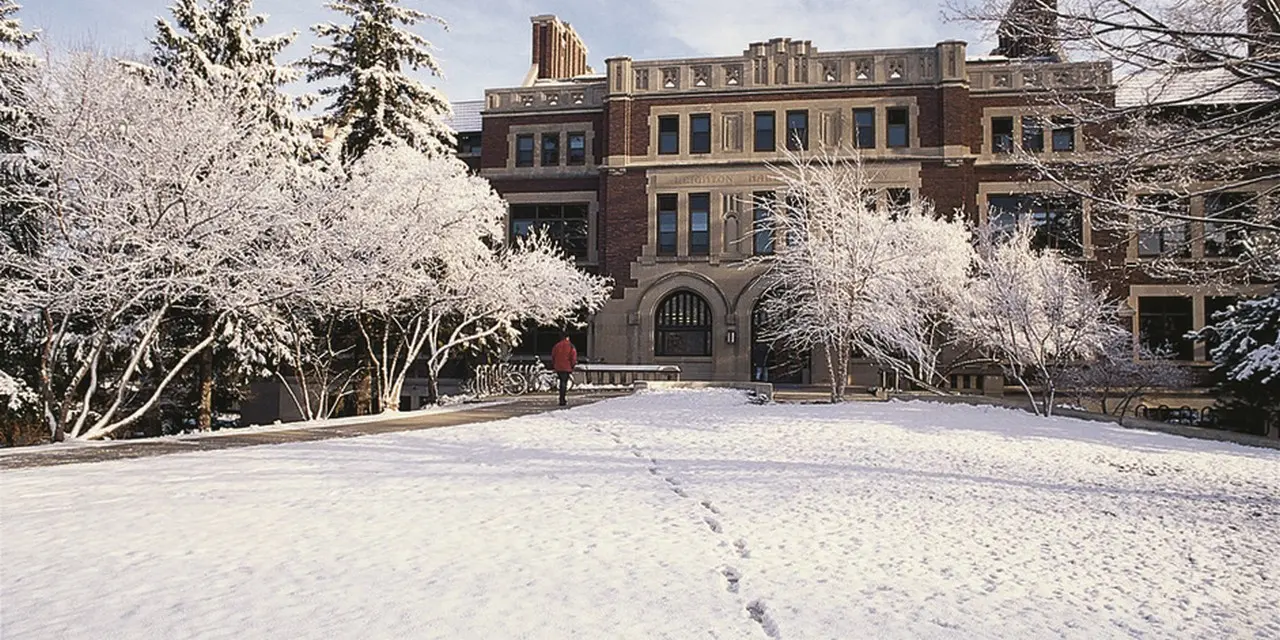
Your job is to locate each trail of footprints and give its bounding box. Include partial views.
[601,428,779,639]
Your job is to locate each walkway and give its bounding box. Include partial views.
[0,392,630,470]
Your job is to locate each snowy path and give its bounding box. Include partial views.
[2,390,1277,639]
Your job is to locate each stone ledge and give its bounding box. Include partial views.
[632,380,773,402]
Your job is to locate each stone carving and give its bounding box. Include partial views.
[793,57,809,83]
[753,59,769,84]
[722,112,744,152]
[724,64,743,86]
[635,68,650,90]
[693,65,711,87]
[822,60,840,82]
[520,94,535,107]
[993,72,1011,88]
[775,62,788,84]
[887,58,905,80]
[1022,70,1040,87]
[854,58,873,81]
[919,55,934,80]
[1052,69,1075,86]
[571,91,585,105]
[662,67,680,89]
[544,93,560,106]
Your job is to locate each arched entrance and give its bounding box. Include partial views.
[750,297,808,383]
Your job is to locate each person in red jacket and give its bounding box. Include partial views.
[550,333,578,406]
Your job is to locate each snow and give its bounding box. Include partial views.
[3,390,1277,639]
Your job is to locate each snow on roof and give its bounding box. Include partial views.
[443,99,483,133]
[1116,67,1278,108]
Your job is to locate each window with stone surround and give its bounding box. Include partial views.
[1138,296,1194,361]
[887,108,909,148]
[754,112,776,152]
[510,203,588,259]
[567,132,586,165]
[1021,116,1045,153]
[657,194,678,256]
[992,117,1014,153]
[655,291,712,357]
[853,108,875,149]
[753,191,776,255]
[786,110,808,151]
[988,193,1084,255]
[541,133,560,166]
[1136,195,1189,257]
[515,134,534,167]
[1205,192,1254,258]
[658,116,680,155]
[689,193,711,255]
[1051,117,1076,152]
[690,114,712,154]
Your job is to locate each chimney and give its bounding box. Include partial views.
[992,0,1062,60]
[528,15,592,83]
[1245,0,1280,58]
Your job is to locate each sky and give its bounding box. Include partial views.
[25,0,994,104]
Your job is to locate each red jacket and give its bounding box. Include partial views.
[551,338,578,373]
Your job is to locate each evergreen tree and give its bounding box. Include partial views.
[304,0,453,161]
[0,0,38,250]
[1196,293,1280,438]
[152,0,312,148]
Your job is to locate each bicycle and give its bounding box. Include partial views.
[527,362,574,394]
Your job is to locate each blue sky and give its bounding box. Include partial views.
[25,0,992,103]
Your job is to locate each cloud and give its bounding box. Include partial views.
[25,0,994,104]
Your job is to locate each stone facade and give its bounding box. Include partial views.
[477,16,1273,386]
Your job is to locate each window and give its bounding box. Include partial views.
[1138,296,1194,361]
[1052,117,1075,152]
[992,117,1014,154]
[786,110,808,151]
[988,193,1084,255]
[515,134,534,167]
[457,132,481,155]
[752,111,773,152]
[753,111,776,152]
[689,193,710,255]
[1205,192,1254,258]
[887,108,909,148]
[541,133,560,166]
[509,204,589,259]
[658,116,679,155]
[853,108,876,149]
[657,194,678,256]
[753,191,775,255]
[690,114,711,154]
[1136,195,1189,257]
[887,188,912,210]
[655,291,712,357]
[1021,116,1044,153]
[567,132,587,165]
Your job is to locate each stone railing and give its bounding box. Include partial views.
[968,60,1112,93]
[484,81,607,113]
[577,364,681,386]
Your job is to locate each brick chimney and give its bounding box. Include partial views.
[528,15,592,83]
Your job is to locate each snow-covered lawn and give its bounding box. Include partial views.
[3,391,1277,639]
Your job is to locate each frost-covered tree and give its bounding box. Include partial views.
[1062,333,1194,422]
[298,145,609,409]
[749,149,976,401]
[304,0,453,161]
[150,0,316,158]
[0,0,38,245]
[954,221,1124,416]
[1194,292,1280,437]
[949,0,1280,281]
[0,53,316,441]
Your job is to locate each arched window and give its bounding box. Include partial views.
[655,291,712,357]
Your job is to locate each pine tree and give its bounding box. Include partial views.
[0,0,38,249]
[1196,293,1280,437]
[304,0,453,161]
[152,0,311,146]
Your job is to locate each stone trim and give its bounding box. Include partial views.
[977,181,1095,258]
[502,122,597,174]
[1123,182,1275,261]
[1127,283,1273,362]
[503,190,600,265]
[977,106,1087,160]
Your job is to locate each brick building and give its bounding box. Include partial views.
[474,13,1274,387]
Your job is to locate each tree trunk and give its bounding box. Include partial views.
[425,371,439,405]
[196,315,215,431]
[355,364,372,416]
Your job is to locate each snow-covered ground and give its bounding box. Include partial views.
[3,390,1277,639]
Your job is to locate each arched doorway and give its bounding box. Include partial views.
[750,297,807,383]
[655,291,713,357]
